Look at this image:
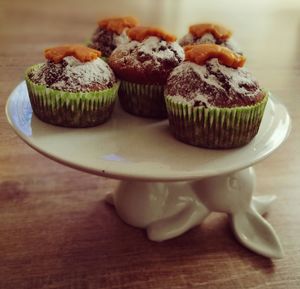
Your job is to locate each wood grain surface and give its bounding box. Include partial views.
[0,0,300,288]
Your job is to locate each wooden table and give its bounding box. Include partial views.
[1,0,299,288]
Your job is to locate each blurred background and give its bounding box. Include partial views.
[0,1,300,288]
[1,0,299,102]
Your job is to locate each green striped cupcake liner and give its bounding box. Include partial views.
[118,80,166,119]
[165,93,268,149]
[25,64,120,128]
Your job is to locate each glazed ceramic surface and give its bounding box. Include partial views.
[6,81,291,259]
[107,167,283,259]
[6,81,291,181]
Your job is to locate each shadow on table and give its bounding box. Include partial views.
[58,200,275,288]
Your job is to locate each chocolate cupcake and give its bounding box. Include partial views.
[25,44,119,127]
[179,23,242,55]
[88,16,139,59]
[108,26,184,118]
[165,44,268,149]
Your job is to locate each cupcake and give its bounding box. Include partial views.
[108,26,184,118]
[165,44,268,149]
[25,44,119,127]
[179,23,242,55]
[88,16,139,59]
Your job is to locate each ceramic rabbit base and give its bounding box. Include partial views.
[106,167,284,259]
[7,84,291,260]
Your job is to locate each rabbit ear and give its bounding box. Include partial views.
[252,195,277,216]
[147,203,210,242]
[230,208,284,259]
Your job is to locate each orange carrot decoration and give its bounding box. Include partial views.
[98,16,139,34]
[44,45,101,63]
[189,23,232,41]
[127,26,177,42]
[184,44,246,68]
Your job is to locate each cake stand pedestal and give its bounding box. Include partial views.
[106,167,282,258]
[6,82,291,259]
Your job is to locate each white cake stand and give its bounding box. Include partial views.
[6,81,291,259]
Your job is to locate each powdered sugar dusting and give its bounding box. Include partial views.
[30,56,116,92]
[208,58,258,95]
[139,37,184,61]
[113,36,184,71]
[114,29,130,46]
[179,32,242,55]
[179,32,216,46]
[178,32,194,46]
[167,61,224,108]
[190,61,224,90]
[166,59,262,108]
[170,93,212,108]
[109,36,184,84]
[196,33,217,44]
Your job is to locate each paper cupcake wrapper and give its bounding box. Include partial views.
[165,93,268,149]
[25,65,120,128]
[118,80,167,119]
